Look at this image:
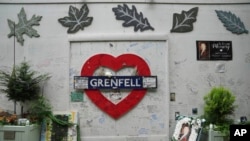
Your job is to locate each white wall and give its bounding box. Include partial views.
[69,40,169,141]
[0,1,250,141]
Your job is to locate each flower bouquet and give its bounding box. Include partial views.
[0,111,17,125]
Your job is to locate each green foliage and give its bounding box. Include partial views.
[29,96,74,127]
[203,86,236,126]
[29,96,80,140]
[203,86,236,139]
[215,123,230,141]
[29,95,52,123]
[0,61,50,103]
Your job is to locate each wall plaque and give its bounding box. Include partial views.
[197,41,232,60]
[70,92,83,102]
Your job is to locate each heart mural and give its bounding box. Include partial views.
[81,54,151,119]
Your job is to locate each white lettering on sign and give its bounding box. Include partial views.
[74,76,157,89]
[234,129,247,136]
[90,78,141,88]
[119,79,124,86]
[212,42,231,51]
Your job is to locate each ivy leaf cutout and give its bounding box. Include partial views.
[171,7,198,33]
[112,4,154,32]
[7,7,42,46]
[58,4,93,33]
[215,10,248,35]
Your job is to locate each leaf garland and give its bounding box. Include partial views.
[58,4,93,33]
[112,4,154,32]
[7,7,42,46]
[215,10,248,35]
[170,7,198,33]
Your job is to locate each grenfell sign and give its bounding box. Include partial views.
[74,76,157,89]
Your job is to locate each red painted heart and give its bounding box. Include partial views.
[81,54,151,119]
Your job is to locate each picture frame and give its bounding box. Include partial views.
[172,116,202,141]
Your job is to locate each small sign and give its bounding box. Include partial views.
[4,131,15,140]
[197,41,232,60]
[74,76,157,89]
[71,92,83,102]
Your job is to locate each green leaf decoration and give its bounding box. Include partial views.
[7,7,42,46]
[215,10,248,35]
[58,4,93,33]
[170,7,198,33]
[112,4,154,32]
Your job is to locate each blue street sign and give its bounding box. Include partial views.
[74,76,157,89]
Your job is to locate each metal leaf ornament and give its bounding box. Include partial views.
[171,7,198,33]
[112,4,154,32]
[215,10,248,35]
[58,4,93,33]
[7,7,42,46]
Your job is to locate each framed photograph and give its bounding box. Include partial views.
[172,116,202,141]
[197,41,232,61]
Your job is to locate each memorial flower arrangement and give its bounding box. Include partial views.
[0,110,17,125]
[171,115,205,141]
[0,61,80,141]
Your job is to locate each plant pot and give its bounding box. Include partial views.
[208,129,227,141]
[0,124,40,141]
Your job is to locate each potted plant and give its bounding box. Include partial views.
[202,86,236,141]
[0,61,50,117]
[0,61,50,141]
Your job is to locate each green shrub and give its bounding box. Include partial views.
[0,61,50,114]
[203,86,236,140]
